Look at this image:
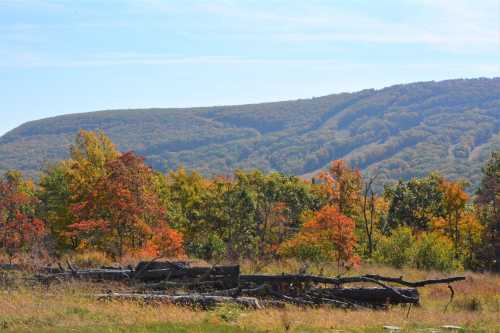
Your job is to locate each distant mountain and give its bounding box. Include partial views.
[1,78,499,190]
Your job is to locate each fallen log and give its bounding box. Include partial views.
[140,280,227,291]
[136,265,240,281]
[34,263,465,310]
[135,261,190,271]
[311,287,419,305]
[37,264,240,285]
[95,292,262,309]
[240,273,343,285]
[37,268,134,281]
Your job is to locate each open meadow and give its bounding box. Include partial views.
[1,262,499,333]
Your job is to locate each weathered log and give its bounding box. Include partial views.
[238,284,416,307]
[36,268,134,282]
[312,287,419,305]
[37,265,240,285]
[135,265,240,286]
[135,261,190,272]
[35,264,464,310]
[137,265,239,279]
[95,292,262,309]
[140,280,227,291]
[240,273,341,285]
[302,294,357,308]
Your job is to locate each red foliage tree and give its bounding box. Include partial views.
[0,171,45,262]
[69,152,184,259]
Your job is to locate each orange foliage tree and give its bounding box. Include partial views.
[318,160,362,216]
[69,152,183,259]
[280,205,359,270]
[0,171,45,262]
[439,178,469,255]
[141,224,184,258]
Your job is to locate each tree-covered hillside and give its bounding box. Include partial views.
[1,78,499,189]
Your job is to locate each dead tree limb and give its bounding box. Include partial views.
[360,275,466,287]
[240,274,465,289]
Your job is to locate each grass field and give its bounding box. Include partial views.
[1,262,499,333]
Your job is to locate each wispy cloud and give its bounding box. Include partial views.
[155,0,500,53]
[0,1,498,68]
[2,1,497,53]
[1,52,498,74]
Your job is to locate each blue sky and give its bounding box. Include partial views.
[1,0,499,136]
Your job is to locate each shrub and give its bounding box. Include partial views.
[374,226,416,268]
[414,232,461,271]
[278,206,359,270]
[186,234,226,261]
[278,233,331,264]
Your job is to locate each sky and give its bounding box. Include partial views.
[1,0,499,136]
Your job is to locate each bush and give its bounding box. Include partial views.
[278,236,331,264]
[414,232,461,272]
[186,234,226,261]
[375,227,462,272]
[374,226,416,268]
[70,251,113,268]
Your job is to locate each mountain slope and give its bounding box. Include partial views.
[1,78,499,189]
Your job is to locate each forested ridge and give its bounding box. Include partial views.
[1,78,499,190]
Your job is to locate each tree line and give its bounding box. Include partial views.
[0,130,498,272]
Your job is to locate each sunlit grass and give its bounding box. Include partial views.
[0,262,498,333]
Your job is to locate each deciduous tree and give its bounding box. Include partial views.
[0,171,45,262]
[280,205,359,271]
[318,160,362,216]
[69,152,183,259]
[384,173,445,230]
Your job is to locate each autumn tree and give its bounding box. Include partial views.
[144,224,185,258]
[69,152,183,259]
[0,171,45,262]
[38,130,120,251]
[459,210,484,270]
[318,160,362,216]
[280,206,359,271]
[437,178,469,256]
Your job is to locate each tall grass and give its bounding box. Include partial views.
[0,262,498,332]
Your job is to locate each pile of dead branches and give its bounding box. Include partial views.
[25,260,466,310]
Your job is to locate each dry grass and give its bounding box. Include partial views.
[0,262,499,332]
